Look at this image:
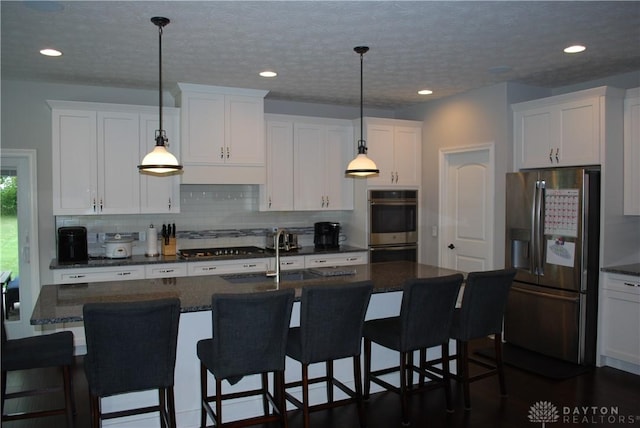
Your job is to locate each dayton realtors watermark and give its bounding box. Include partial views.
[528,401,639,426]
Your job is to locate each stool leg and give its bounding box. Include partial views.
[353,356,366,428]
[215,379,223,428]
[442,343,453,413]
[495,333,507,397]
[159,388,167,428]
[326,360,334,403]
[302,363,310,428]
[277,371,289,428]
[89,394,100,428]
[261,373,269,416]
[199,363,207,428]
[167,387,177,428]
[418,348,427,386]
[363,339,371,400]
[62,365,75,427]
[1,369,7,417]
[400,352,409,426]
[460,341,471,410]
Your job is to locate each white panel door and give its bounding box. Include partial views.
[441,146,494,272]
[264,120,294,210]
[365,124,395,186]
[97,111,140,214]
[293,123,325,210]
[52,109,97,215]
[225,95,265,165]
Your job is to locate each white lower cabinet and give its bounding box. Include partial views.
[52,265,146,284]
[600,273,640,374]
[144,263,188,279]
[187,258,270,276]
[304,252,368,268]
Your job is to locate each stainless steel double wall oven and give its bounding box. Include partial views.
[369,190,418,263]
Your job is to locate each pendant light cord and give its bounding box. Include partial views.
[157,23,163,137]
[359,50,364,153]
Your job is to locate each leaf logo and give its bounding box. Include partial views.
[528,401,559,427]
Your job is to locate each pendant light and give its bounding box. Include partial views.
[345,46,379,177]
[138,17,183,174]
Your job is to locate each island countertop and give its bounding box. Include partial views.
[31,261,463,325]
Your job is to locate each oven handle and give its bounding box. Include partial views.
[370,200,417,206]
[370,245,418,251]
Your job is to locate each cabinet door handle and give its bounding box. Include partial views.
[391,172,394,183]
[624,282,639,287]
[268,197,272,208]
[325,196,329,207]
[168,198,172,210]
[395,172,399,183]
[92,198,97,212]
[226,147,230,159]
[117,272,131,276]
[555,148,559,163]
[100,198,103,212]
[243,264,257,268]
[220,147,224,159]
[321,196,325,207]
[549,148,554,163]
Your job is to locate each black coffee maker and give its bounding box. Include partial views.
[57,226,88,263]
[314,222,340,249]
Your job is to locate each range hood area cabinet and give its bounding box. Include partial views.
[49,100,180,215]
[175,83,269,184]
[355,117,422,187]
[512,86,626,170]
[260,114,354,211]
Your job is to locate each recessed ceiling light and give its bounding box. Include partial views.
[40,48,62,57]
[418,89,433,95]
[564,45,586,54]
[259,70,277,78]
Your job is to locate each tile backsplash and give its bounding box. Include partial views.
[55,184,353,257]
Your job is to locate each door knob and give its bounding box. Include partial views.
[447,243,455,249]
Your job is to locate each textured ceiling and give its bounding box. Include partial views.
[1,1,639,109]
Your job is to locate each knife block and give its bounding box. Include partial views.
[162,237,177,256]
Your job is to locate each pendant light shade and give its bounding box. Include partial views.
[346,46,379,177]
[138,17,183,174]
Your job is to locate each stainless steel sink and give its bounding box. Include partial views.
[221,270,321,284]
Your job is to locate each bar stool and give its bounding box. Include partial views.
[197,289,295,428]
[363,274,464,426]
[446,268,516,410]
[284,281,373,428]
[1,312,76,426]
[83,298,181,428]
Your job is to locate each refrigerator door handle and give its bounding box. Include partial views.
[534,180,546,275]
[512,285,580,303]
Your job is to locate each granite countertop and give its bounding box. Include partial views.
[49,245,367,270]
[32,261,463,325]
[601,263,640,277]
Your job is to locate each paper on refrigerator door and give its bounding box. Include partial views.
[546,239,575,267]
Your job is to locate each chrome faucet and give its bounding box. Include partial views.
[266,228,287,283]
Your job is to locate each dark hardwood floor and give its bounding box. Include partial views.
[3,338,640,428]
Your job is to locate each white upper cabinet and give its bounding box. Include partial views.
[49,101,180,215]
[293,120,354,210]
[624,88,640,215]
[359,117,422,187]
[262,119,294,211]
[513,86,625,170]
[176,83,268,184]
[261,114,354,211]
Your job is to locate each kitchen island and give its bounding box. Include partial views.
[31,261,463,428]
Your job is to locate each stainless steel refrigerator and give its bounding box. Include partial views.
[504,167,600,365]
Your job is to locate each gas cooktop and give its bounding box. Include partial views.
[178,246,265,259]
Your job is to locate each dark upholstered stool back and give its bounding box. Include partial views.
[293,281,374,364]
[197,288,295,428]
[363,274,464,425]
[206,289,295,381]
[1,311,75,426]
[450,268,517,341]
[448,268,517,410]
[83,298,181,427]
